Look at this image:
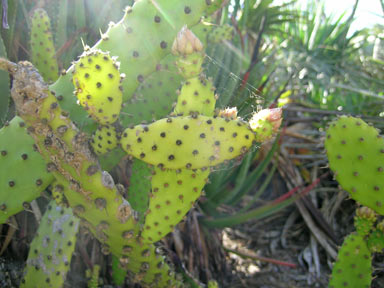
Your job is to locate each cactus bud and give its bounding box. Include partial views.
[172,26,203,55]
[249,108,282,142]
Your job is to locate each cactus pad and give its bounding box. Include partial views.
[0,117,54,224]
[121,115,256,170]
[21,201,80,288]
[30,8,59,83]
[142,168,209,243]
[174,76,216,117]
[72,50,123,124]
[329,233,372,288]
[366,221,384,252]
[91,125,119,155]
[325,116,384,215]
[127,159,152,220]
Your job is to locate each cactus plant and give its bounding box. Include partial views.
[325,117,384,287]
[0,0,284,286]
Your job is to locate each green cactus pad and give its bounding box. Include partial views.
[91,125,119,155]
[173,76,216,117]
[366,221,384,252]
[329,233,372,288]
[127,159,152,221]
[0,117,54,224]
[72,50,123,124]
[120,56,180,126]
[175,52,205,79]
[30,9,59,83]
[142,168,209,243]
[121,115,256,170]
[21,201,80,288]
[325,116,384,215]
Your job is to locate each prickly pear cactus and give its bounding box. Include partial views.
[30,8,59,83]
[0,116,54,224]
[72,50,123,124]
[329,233,372,288]
[21,201,80,288]
[325,116,384,215]
[0,1,286,286]
[50,0,222,131]
[121,115,257,170]
[142,168,209,243]
[8,60,181,287]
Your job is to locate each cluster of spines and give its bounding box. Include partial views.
[30,8,59,83]
[325,116,384,215]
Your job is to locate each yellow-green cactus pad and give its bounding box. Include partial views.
[325,116,384,215]
[21,201,80,288]
[121,115,256,169]
[174,76,216,117]
[142,168,209,243]
[91,125,119,155]
[72,50,123,124]
[0,117,54,224]
[30,8,59,83]
[329,233,372,288]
